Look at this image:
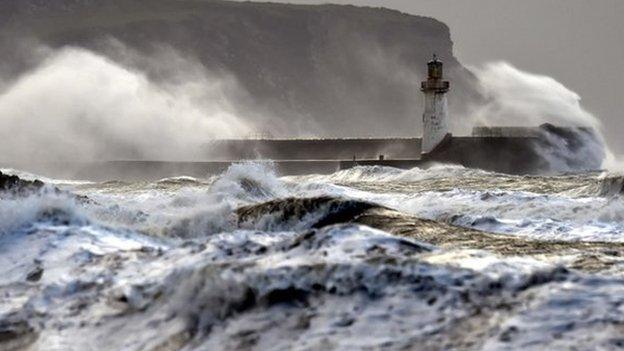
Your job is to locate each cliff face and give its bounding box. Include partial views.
[0,0,480,138]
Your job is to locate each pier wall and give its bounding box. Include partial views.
[7,127,591,181]
[422,136,548,174]
[204,138,422,161]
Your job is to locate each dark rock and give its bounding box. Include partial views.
[0,171,44,194]
[262,287,309,307]
[25,265,43,282]
[498,325,519,342]
[0,171,94,204]
[0,314,38,351]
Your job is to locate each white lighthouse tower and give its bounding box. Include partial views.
[421,55,450,154]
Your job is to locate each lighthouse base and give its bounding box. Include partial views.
[422,91,449,153]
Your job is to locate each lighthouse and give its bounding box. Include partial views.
[421,55,450,154]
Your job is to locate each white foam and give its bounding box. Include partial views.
[2,163,624,350]
[293,163,495,184]
[288,165,624,242]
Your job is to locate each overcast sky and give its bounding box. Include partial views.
[238,0,624,152]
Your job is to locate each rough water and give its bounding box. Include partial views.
[3,163,624,350]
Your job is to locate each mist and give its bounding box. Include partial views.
[0,45,251,164]
[0,44,615,172]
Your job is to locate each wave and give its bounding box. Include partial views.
[0,190,88,236]
[82,163,624,243]
[58,224,585,351]
[5,207,622,351]
[4,164,624,349]
[384,188,624,242]
[211,162,288,201]
[297,164,499,184]
[7,163,620,244]
[311,165,403,183]
[154,175,209,187]
[565,173,624,198]
[236,196,379,232]
[596,175,624,197]
[0,168,93,186]
[157,163,290,238]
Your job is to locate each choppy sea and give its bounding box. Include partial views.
[3,163,624,350]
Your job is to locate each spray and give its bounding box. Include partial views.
[466,62,619,172]
[0,46,252,164]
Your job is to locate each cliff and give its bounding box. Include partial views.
[0,0,480,138]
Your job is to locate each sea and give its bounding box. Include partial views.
[2,162,624,350]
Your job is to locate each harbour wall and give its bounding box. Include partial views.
[1,136,546,181]
[421,136,548,174]
[5,125,598,181]
[204,138,422,161]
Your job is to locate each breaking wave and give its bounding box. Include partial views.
[4,163,624,350]
[298,164,495,183]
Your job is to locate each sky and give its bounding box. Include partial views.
[237,0,624,152]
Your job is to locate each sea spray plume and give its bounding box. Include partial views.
[467,62,609,171]
[469,62,600,128]
[0,46,251,164]
[165,162,289,238]
[0,190,88,236]
[210,162,288,201]
[0,0,487,142]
